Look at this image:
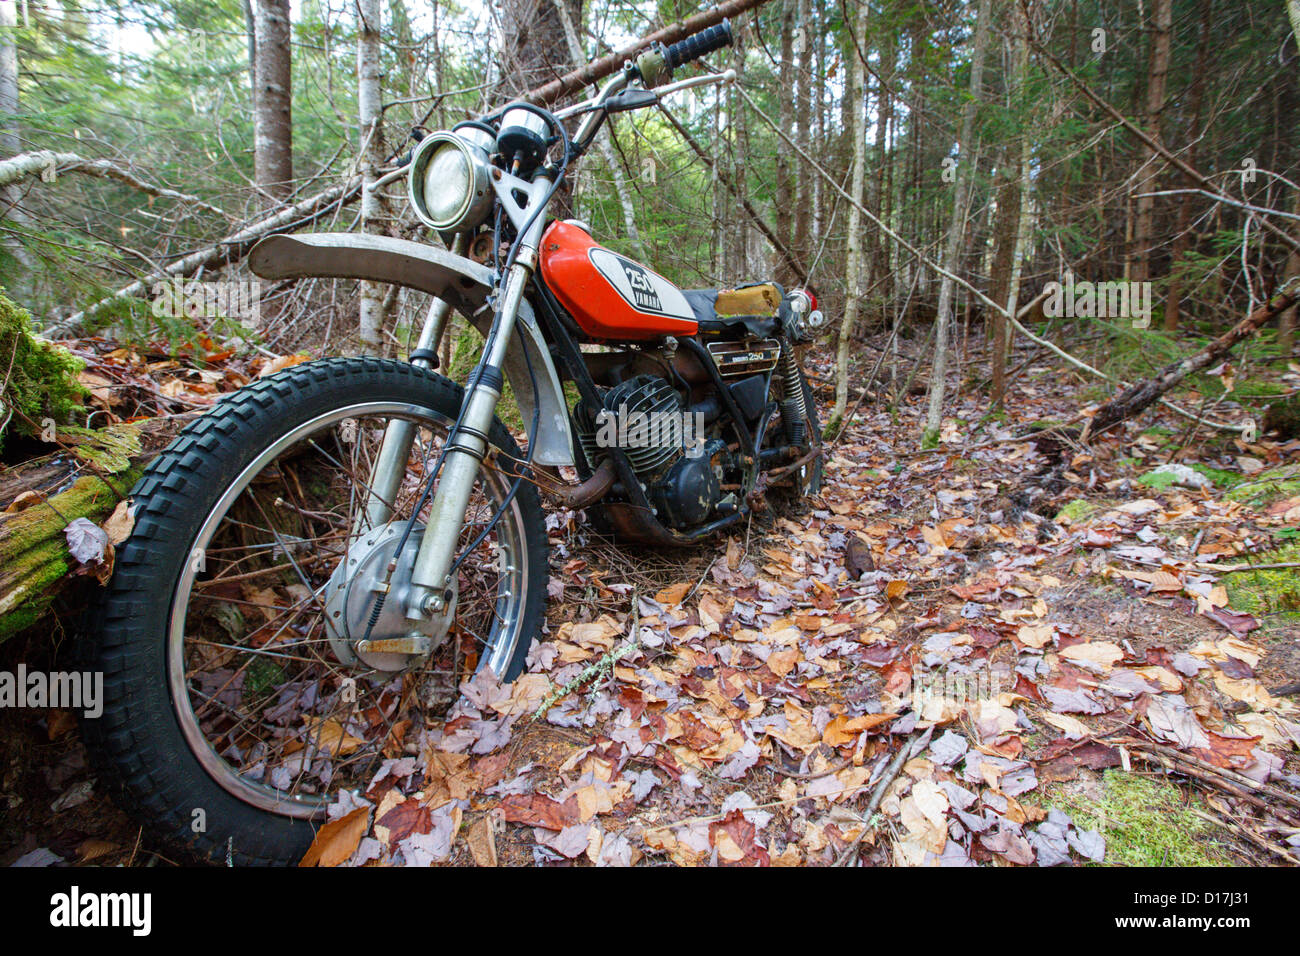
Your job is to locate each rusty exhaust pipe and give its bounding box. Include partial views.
[554,457,617,510]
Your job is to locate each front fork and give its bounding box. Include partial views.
[359,176,551,628]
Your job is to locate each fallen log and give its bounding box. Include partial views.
[41,176,363,339]
[524,0,769,106]
[0,416,190,642]
[1082,283,1300,440]
[0,150,230,219]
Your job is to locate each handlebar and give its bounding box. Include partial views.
[664,19,734,71]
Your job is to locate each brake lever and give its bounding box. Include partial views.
[649,68,737,100]
[605,88,661,114]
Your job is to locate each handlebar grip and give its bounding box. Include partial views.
[664,19,733,70]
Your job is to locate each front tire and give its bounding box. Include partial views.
[82,358,546,865]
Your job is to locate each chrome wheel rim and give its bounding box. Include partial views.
[166,400,528,818]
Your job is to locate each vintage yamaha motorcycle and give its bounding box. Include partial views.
[83,20,827,864]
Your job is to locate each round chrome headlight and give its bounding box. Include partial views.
[408,131,492,233]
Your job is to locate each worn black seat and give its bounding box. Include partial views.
[682,283,790,338]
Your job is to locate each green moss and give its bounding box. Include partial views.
[1055,498,1103,523]
[245,656,286,698]
[1223,543,1300,622]
[59,422,143,472]
[1225,464,1300,508]
[1055,770,1230,867]
[1188,463,1241,488]
[0,290,87,450]
[1136,470,1179,490]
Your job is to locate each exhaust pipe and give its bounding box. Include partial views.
[554,457,617,510]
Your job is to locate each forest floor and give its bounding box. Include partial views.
[2,333,1299,867]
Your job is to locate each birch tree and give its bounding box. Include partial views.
[0,1,32,288]
[831,0,870,431]
[357,0,386,354]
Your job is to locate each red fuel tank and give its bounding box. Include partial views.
[538,220,699,340]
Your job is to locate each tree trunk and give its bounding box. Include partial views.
[1164,0,1212,332]
[1128,0,1171,287]
[793,0,811,268]
[498,0,583,96]
[831,0,869,430]
[989,0,1032,406]
[923,0,992,446]
[251,0,293,205]
[0,1,33,292]
[773,0,796,286]
[357,0,386,355]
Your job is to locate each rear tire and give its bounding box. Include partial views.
[81,358,546,865]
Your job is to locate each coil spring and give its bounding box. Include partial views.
[776,336,807,446]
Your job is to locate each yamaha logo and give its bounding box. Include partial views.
[621,262,663,313]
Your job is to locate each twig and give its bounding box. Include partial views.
[833,732,918,866]
[1189,808,1300,865]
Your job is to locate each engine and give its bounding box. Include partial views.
[574,374,733,529]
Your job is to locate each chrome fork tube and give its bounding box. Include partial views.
[405,176,552,618]
[356,236,464,535]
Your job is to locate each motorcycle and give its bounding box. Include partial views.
[82,19,828,864]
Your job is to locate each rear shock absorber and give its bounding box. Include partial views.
[776,336,808,446]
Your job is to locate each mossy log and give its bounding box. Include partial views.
[0,465,145,642]
[0,416,188,643]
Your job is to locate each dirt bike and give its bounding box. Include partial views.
[82,20,828,865]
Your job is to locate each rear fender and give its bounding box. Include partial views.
[249,233,575,466]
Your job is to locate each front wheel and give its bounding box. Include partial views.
[82,358,546,865]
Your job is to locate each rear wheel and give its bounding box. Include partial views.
[82,358,546,865]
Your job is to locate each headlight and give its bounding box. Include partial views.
[408,130,492,233]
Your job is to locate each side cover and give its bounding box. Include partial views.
[538,220,699,340]
[248,232,575,466]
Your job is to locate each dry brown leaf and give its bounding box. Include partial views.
[299,806,370,867]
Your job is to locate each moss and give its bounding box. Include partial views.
[244,656,286,698]
[1054,770,1230,867]
[1225,464,1300,508]
[0,290,87,450]
[0,465,143,643]
[1136,470,1180,490]
[1223,543,1300,621]
[1188,463,1240,488]
[59,422,143,472]
[1055,498,1103,524]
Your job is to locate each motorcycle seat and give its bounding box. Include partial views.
[681,281,790,338]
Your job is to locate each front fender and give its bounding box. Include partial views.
[249,233,575,467]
